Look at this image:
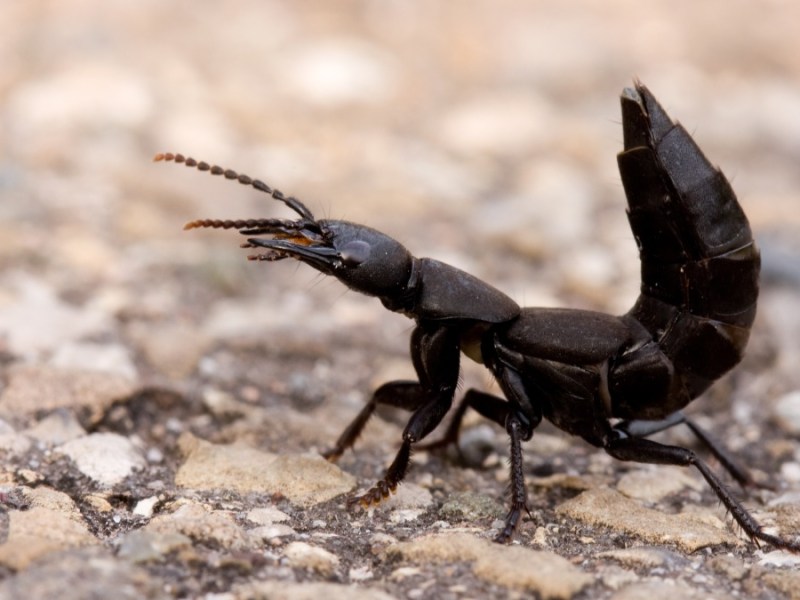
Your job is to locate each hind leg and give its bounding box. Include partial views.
[615,411,754,487]
[604,431,799,551]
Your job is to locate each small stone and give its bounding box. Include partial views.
[556,487,738,552]
[0,430,31,455]
[57,432,145,487]
[385,532,591,598]
[284,541,340,576]
[146,502,248,549]
[175,433,355,507]
[616,465,702,502]
[708,554,750,581]
[248,524,297,542]
[24,409,86,445]
[246,506,291,525]
[133,496,160,518]
[348,565,374,581]
[773,390,800,435]
[389,509,425,524]
[146,447,164,464]
[758,549,800,568]
[439,491,505,522]
[383,483,433,510]
[116,530,192,563]
[17,469,43,484]
[84,493,114,513]
[456,424,499,467]
[0,546,161,600]
[610,581,716,600]
[0,487,97,570]
[231,581,396,600]
[598,547,686,569]
[0,364,136,425]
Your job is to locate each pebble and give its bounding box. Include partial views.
[248,524,297,542]
[145,502,248,550]
[246,506,292,525]
[0,546,162,600]
[0,364,136,426]
[132,496,160,518]
[116,530,192,563]
[616,465,702,502]
[773,390,800,435]
[175,433,355,507]
[556,487,738,552]
[609,581,722,600]
[385,532,592,598]
[0,487,97,570]
[439,491,505,522]
[57,432,146,487]
[231,581,397,600]
[23,409,86,445]
[283,541,340,576]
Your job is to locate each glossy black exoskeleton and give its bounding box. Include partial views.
[161,83,798,551]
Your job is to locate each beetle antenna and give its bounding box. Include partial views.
[154,152,315,221]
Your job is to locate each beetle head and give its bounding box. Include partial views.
[246,219,415,299]
[159,153,415,300]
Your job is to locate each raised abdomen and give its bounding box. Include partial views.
[610,84,760,417]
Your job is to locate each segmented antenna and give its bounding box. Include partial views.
[154,152,316,222]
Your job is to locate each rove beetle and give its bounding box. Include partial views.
[159,83,799,551]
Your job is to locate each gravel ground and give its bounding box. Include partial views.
[2,1,800,599]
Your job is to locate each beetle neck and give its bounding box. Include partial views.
[379,257,420,316]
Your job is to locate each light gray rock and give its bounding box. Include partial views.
[57,432,145,487]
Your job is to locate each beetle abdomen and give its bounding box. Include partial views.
[616,84,760,402]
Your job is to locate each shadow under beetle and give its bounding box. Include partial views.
[160,83,799,551]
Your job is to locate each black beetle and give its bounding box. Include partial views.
[161,83,798,550]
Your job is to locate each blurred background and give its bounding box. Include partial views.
[1,0,799,407]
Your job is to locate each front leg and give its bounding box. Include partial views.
[351,322,461,506]
[322,381,427,462]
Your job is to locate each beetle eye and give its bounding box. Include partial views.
[339,240,370,267]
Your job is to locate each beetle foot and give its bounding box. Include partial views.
[750,527,800,554]
[494,502,533,543]
[320,447,343,463]
[347,439,412,510]
[347,480,398,509]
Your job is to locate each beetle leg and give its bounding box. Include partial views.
[349,323,461,507]
[682,417,756,488]
[615,412,755,488]
[412,387,534,542]
[604,433,800,552]
[322,381,427,462]
[496,413,534,543]
[416,388,510,452]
